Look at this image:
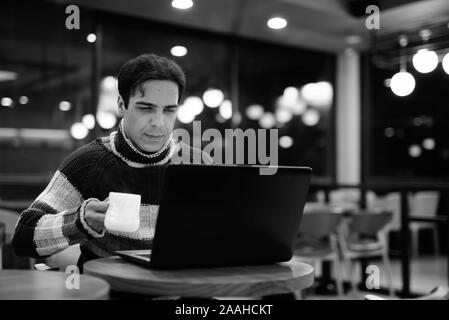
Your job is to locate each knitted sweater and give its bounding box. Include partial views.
[12,124,213,266]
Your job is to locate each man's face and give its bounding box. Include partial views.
[118,80,179,153]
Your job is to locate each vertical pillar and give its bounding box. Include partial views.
[336,49,361,185]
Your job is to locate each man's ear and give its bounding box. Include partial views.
[117,95,126,117]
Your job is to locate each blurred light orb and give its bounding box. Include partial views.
[442,52,449,75]
[232,112,242,126]
[171,0,193,9]
[202,88,224,108]
[177,104,196,123]
[19,96,29,105]
[59,101,71,111]
[101,76,117,91]
[409,144,422,158]
[390,72,415,97]
[275,108,293,123]
[412,49,438,73]
[301,81,333,107]
[82,114,95,130]
[183,96,203,115]
[170,46,188,57]
[302,109,320,126]
[215,113,226,123]
[384,127,395,138]
[246,104,264,120]
[258,112,276,129]
[279,136,293,149]
[96,112,117,129]
[87,33,96,43]
[219,99,232,120]
[1,97,14,107]
[267,17,287,30]
[283,87,299,102]
[70,122,89,140]
[423,138,435,150]
[384,78,391,88]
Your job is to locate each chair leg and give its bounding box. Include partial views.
[343,257,358,297]
[333,258,344,298]
[411,228,419,258]
[433,228,440,256]
[382,249,394,297]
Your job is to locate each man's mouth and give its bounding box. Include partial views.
[143,133,165,141]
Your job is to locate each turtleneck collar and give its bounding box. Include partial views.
[109,121,177,167]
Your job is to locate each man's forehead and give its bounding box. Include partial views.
[133,80,178,97]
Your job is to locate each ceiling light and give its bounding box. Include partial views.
[96,112,117,129]
[390,72,415,97]
[172,0,193,10]
[170,46,188,57]
[19,96,29,105]
[87,33,96,43]
[70,122,89,140]
[442,52,449,75]
[246,104,264,120]
[82,114,95,130]
[258,112,276,129]
[267,17,287,30]
[202,88,224,108]
[219,99,232,120]
[1,97,14,108]
[279,136,293,149]
[412,49,438,73]
[59,101,72,111]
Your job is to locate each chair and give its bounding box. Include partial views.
[409,191,440,256]
[329,189,360,212]
[294,209,344,297]
[365,285,449,300]
[0,208,21,270]
[338,210,394,297]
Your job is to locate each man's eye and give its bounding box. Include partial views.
[165,108,177,113]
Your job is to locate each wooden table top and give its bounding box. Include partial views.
[0,270,110,300]
[84,256,314,298]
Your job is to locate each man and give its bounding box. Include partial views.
[12,53,213,270]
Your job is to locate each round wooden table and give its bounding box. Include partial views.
[84,256,314,298]
[0,270,110,300]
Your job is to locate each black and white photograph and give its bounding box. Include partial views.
[0,0,449,309]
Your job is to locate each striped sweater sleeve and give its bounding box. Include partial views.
[12,141,104,258]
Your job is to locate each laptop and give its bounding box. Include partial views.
[116,164,312,269]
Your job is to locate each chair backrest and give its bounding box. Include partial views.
[299,212,342,239]
[409,191,439,218]
[348,210,393,236]
[0,209,20,242]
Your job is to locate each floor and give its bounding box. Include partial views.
[305,255,448,300]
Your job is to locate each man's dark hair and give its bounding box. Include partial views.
[117,53,186,108]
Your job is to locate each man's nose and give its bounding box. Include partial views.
[150,110,164,127]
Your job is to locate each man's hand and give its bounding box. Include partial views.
[84,200,109,233]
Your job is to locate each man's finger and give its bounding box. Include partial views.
[88,201,109,211]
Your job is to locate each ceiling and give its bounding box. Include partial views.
[50,0,449,53]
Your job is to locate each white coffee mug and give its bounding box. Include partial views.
[105,192,141,233]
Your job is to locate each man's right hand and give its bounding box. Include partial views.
[84,199,109,233]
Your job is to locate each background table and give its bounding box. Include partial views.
[0,270,110,299]
[84,256,314,298]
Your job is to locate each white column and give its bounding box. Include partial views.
[336,49,361,184]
